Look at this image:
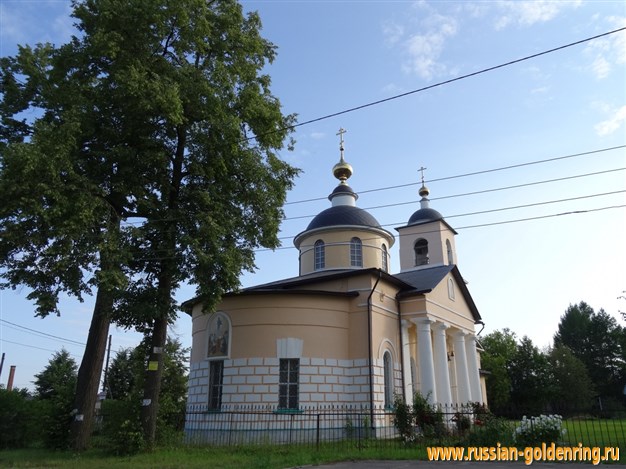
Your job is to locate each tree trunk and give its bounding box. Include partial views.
[141,124,184,445]
[140,312,169,446]
[69,284,113,451]
[70,213,120,451]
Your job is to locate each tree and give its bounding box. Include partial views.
[1,0,297,448]
[479,329,518,412]
[33,349,78,448]
[507,336,552,414]
[554,302,626,404]
[106,337,188,410]
[34,349,78,401]
[1,31,139,450]
[105,348,137,401]
[103,337,188,443]
[548,344,594,413]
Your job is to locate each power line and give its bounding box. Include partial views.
[284,144,626,206]
[446,190,626,219]
[0,319,86,346]
[278,189,625,238]
[132,202,626,258]
[456,204,626,231]
[0,338,79,356]
[274,203,625,251]
[248,27,626,143]
[283,167,626,221]
[114,144,625,227]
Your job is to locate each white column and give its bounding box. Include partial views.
[432,322,452,407]
[465,333,483,403]
[452,330,472,404]
[401,320,413,401]
[414,318,437,403]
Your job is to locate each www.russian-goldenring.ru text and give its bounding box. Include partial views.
[427,442,619,465]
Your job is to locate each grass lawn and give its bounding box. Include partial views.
[0,444,427,469]
[562,419,626,447]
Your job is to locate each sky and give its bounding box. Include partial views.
[0,0,625,391]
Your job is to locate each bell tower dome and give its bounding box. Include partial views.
[395,167,458,272]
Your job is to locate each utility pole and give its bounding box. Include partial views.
[101,334,112,396]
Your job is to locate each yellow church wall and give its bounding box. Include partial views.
[426,275,477,332]
[297,228,393,275]
[191,293,356,362]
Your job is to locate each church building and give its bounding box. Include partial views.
[184,131,487,422]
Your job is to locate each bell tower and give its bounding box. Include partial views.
[396,168,458,272]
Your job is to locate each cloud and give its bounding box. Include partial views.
[530,86,549,95]
[382,21,404,46]
[594,105,626,136]
[584,16,626,79]
[493,0,582,30]
[403,14,459,80]
[381,83,405,95]
[591,56,611,79]
[382,2,459,81]
[0,2,74,50]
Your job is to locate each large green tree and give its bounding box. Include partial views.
[33,349,78,448]
[548,344,594,413]
[1,0,297,448]
[554,302,626,404]
[507,336,553,414]
[104,337,188,442]
[479,328,518,412]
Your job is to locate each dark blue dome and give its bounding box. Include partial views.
[407,207,444,225]
[329,184,357,199]
[307,205,382,230]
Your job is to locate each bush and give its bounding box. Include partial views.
[0,388,46,448]
[465,414,515,447]
[392,395,415,442]
[98,399,144,455]
[392,392,448,443]
[513,414,565,447]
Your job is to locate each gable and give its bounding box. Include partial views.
[395,265,481,324]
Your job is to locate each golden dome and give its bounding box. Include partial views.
[333,157,353,183]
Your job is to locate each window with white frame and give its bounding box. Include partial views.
[208,360,224,410]
[278,358,299,409]
[350,237,362,267]
[314,240,325,270]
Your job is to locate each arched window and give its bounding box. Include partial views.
[314,240,325,270]
[350,237,362,267]
[414,238,429,266]
[446,239,454,265]
[381,244,388,272]
[383,351,393,408]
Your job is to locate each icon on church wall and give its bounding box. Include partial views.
[207,313,230,358]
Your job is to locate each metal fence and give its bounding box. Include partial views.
[183,403,626,449]
[184,404,396,446]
